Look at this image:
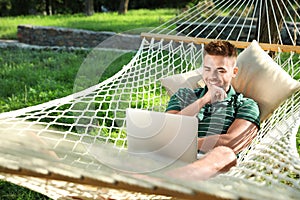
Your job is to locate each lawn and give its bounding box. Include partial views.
[0,9,178,199]
[0,48,88,199]
[0,9,178,39]
[0,46,135,199]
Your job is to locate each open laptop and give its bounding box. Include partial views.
[126,108,198,163]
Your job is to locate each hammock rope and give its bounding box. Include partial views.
[0,0,300,199]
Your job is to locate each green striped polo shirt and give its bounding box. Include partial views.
[166,86,260,137]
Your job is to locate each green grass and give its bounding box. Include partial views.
[0,47,138,112]
[0,9,178,198]
[0,9,177,39]
[0,47,135,199]
[0,48,85,199]
[0,47,89,112]
[0,181,50,200]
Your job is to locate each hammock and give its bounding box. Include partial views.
[1,0,300,199]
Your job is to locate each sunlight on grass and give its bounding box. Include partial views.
[0,9,177,39]
[0,47,135,199]
[0,48,89,112]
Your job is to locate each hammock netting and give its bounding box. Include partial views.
[1,0,300,199]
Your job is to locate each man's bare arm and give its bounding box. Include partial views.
[166,85,227,116]
[166,97,208,116]
[198,119,258,154]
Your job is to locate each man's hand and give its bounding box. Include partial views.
[167,85,227,116]
[203,85,227,104]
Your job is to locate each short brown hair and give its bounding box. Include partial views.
[204,40,237,57]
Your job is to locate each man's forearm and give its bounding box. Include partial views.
[198,120,258,154]
[177,98,208,116]
[198,134,230,153]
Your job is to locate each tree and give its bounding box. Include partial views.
[118,0,129,15]
[45,0,52,15]
[255,0,286,45]
[0,0,12,16]
[85,0,94,16]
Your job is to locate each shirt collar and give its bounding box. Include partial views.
[226,85,236,99]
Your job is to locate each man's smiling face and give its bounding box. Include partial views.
[202,54,238,92]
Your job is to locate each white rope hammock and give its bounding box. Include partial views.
[0,0,300,199]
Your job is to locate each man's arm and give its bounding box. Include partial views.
[198,118,258,154]
[166,97,207,116]
[166,85,226,116]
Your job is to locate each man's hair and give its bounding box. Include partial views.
[204,40,237,58]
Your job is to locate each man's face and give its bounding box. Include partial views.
[202,55,238,92]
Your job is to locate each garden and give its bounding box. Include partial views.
[0,8,178,200]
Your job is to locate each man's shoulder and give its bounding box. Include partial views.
[235,93,258,106]
[235,93,260,117]
[232,92,260,126]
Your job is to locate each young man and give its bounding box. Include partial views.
[165,40,260,180]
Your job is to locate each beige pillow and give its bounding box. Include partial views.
[160,69,205,95]
[232,40,300,121]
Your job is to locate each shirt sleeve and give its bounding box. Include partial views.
[236,98,260,128]
[165,88,199,112]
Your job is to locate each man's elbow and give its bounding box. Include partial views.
[224,133,258,154]
[166,110,180,114]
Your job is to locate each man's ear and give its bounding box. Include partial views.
[232,66,238,77]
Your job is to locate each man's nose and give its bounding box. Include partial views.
[209,71,219,79]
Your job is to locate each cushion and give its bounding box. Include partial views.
[160,69,205,96]
[232,40,300,121]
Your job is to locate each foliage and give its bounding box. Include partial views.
[0,0,11,16]
[0,0,192,16]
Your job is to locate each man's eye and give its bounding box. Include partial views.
[218,70,226,73]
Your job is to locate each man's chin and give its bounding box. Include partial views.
[208,83,223,88]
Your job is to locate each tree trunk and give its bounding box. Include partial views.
[85,0,94,16]
[118,0,129,15]
[45,0,52,15]
[255,0,286,44]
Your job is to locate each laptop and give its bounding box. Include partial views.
[126,108,198,163]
